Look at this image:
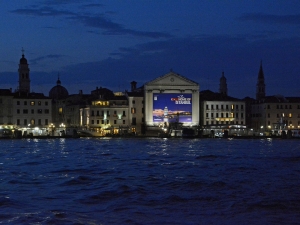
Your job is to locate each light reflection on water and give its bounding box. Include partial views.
[0,138,299,224]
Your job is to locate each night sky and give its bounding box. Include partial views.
[1,0,299,98]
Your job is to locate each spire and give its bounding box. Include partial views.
[258,60,264,79]
[57,73,61,85]
[219,71,228,96]
[256,60,266,100]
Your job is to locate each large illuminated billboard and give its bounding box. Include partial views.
[153,93,192,123]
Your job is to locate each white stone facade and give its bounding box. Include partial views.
[144,72,199,128]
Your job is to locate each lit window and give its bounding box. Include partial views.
[131,108,136,114]
[289,113,292,118]
[231,104,234,110]
[30,101,35,106]
[59,108,63,114]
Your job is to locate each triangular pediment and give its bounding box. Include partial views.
[145,72,198,86]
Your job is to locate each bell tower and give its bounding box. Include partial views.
[18,48,30,93]
[256,61,265,100]
[219,71,227,96]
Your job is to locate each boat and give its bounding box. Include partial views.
[0,129,13,139]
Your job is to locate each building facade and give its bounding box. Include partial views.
[81,95,131,135]
[144,71,199,134]
[251,96,300,135]
[13,93,52,136]
[0,89,14,128]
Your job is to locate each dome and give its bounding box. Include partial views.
[20,54,28,64]
[49,78,69,99]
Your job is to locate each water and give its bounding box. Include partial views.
[0,138,300,225]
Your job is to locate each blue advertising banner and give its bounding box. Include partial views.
[153,93,192,123]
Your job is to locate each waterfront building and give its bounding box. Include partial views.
[49,75,69,128]
[82,91,130,136]
[250,62,300,135]
[0,89,14,129]
[65,90,91,128]
[144,71,199,135]
[251,95,300,135]
[125,81,145,135]
[200,90,246,136]
[13,92,52,136]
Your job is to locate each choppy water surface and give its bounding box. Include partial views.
[0,138,300,224]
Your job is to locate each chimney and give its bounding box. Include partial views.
[79,90,83,95]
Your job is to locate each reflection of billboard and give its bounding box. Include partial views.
[153,93,192,123]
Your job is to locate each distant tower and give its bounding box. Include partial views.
[219,71,228,96]
[256,61,266,100]
[18,48,30,93]
[131,81,137,92]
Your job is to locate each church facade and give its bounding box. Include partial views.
[144,71,200,134]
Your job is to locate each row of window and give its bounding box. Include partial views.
[91,110,126,117]
[254,105,300,110]
[16,101,48,106]
[252,113,298,118]
[206,104,244,110]
[91,119,126,125]
[265,121,300,126]
[16,119,49,126]
[206,121,244,125]
[206,112,244,119]
[17,109,50,114]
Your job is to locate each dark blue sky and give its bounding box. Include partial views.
[1,0,300,98]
